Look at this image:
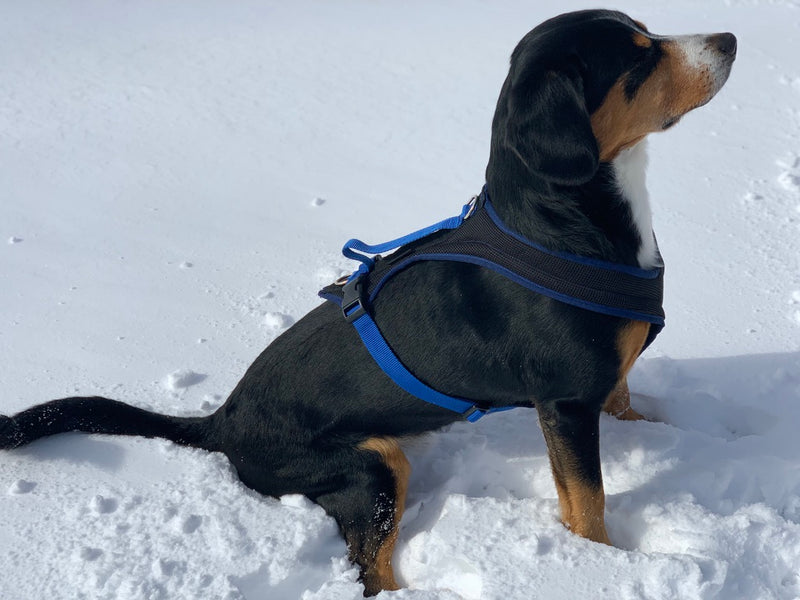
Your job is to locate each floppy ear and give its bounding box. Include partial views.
[505,68,599,185]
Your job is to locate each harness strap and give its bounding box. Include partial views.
[322,187,665,422]
[342,282,510,421]
[336,199,511,422]
[342,200,474,272]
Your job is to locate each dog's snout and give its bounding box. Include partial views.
[709,32,737,58]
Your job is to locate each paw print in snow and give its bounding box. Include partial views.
[777,155,800,193]
[791,291,800,326]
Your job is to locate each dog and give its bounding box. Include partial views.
[1,10,735,596]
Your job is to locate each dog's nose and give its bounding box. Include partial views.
[710,32,737,57]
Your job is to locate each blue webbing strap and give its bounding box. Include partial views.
[340,197,512,422]
[345,303,506,422]
[342,200,474,270]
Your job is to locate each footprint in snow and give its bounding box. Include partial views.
[779,75,800,94]
[316,264,351,284]
[742,191,762,204]
[154,559,182,578]
[776,155,800,193]
[8,479,36,495]
[778,172,800,193]
[200,394,223,412]
[264,311,294,330]
[181,514,202,534]
[7,237,23,244]
[790,292,800,325]
[89,494,118,514]
[165,369,207,391]
[80,547,103,562]
[311,197,326,207]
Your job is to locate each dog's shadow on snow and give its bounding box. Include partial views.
[16,432,128,472]
[399,351,799,548]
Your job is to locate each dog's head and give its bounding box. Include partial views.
[489,10,736,186]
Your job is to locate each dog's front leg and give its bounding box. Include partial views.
[536,399,610,544]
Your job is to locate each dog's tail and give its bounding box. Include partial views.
[0,397,215,451]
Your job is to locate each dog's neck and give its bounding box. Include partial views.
[486,139,659,269]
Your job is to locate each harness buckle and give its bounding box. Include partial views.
[463,405,486,422]
[341,275,367,323]
[464,194,479,220]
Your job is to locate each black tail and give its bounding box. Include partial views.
[0,396,215,451]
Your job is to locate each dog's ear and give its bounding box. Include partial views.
[504,67,599,185]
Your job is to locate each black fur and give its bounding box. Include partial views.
[0,397,210,450]
[1,9,735,596]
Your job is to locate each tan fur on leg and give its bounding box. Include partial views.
[552,473,611,544]
[603,321,651,421]
[358,437,411,593]
[603,380,646,421]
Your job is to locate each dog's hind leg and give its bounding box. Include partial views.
[602,380,646,421]
[313,437,410,596]
[603,321,651,422]
[536,399,610,544]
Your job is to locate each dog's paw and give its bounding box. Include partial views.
[0,415,26,449]
[613,406,649,422]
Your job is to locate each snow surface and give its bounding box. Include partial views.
[1,1,800,598]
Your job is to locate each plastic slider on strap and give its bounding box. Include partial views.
[341,275,367,323]
[463,405,486,422]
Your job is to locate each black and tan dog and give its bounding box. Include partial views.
[1,10,735,596]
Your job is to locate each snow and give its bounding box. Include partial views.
[1,1,799,599]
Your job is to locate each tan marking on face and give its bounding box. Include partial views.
[633,19,649,32]
[590,40,716,161]
[358,437,411,593]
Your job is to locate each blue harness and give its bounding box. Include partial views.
[319,188,665,422]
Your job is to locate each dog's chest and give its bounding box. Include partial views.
[612,141,660,269]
